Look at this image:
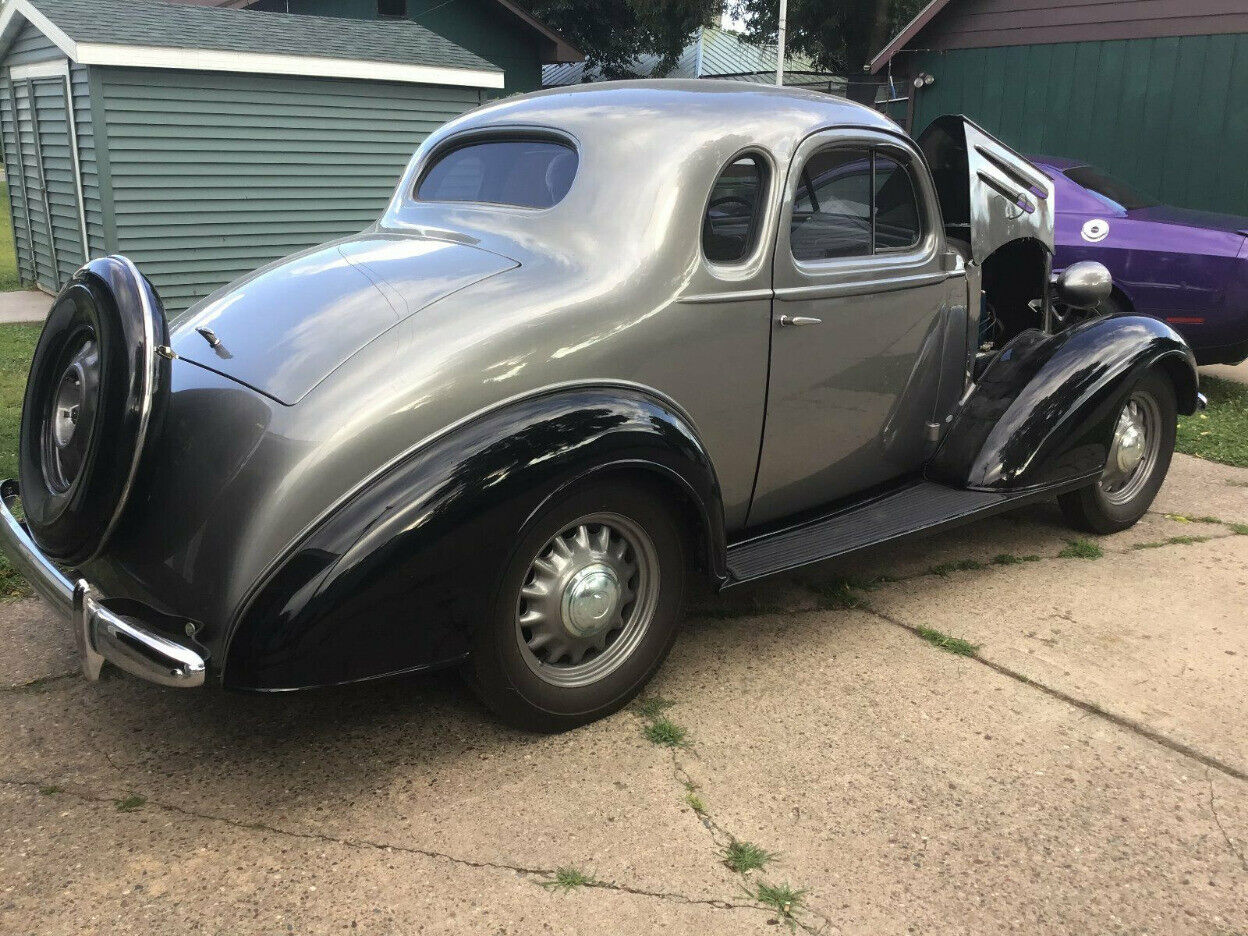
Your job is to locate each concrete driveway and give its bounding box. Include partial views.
[1,453,1245,934]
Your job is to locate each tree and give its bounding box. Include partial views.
[731,0,926,102]
[530,0,724,78]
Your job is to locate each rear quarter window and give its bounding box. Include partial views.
[417,139,578,209]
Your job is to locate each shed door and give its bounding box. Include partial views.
[8,75,85,292]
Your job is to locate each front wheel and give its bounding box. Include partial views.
[467,478,687,732]
[1058,369,1177,534]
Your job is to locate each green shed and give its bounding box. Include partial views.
[869,0,1248,217]
[0,0,503,310]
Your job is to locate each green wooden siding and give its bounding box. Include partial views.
[0,21,102,291]
[250,0,542,94]
[912,33,1248,216]
[94,67,480,311]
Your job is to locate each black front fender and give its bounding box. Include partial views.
[224,386,725,691]
[928,316,1198,491]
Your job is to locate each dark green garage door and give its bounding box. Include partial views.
[910,33,1248,218]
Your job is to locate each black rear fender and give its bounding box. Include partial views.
[928,315,1198,491]
[224,386,725,691]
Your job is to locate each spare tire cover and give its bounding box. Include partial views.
[19,257,169,565]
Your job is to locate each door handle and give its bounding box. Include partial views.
[777,315,823,327]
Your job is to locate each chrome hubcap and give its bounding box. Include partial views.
[1100,391,1161,505]
[40,333,99,493]
[516,512,659,688]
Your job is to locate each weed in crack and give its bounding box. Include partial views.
[115,794,146,812]
[916,626,979,657]
[644,717,688,747]
[748,880,807,929]
[1059,539,1103,559]
[722,839,776,874]
[541,867,595,892]
[928,558,984,576]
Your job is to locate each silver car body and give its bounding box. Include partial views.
[0,81,1199,691]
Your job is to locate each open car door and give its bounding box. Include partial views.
[918,115,1054,264]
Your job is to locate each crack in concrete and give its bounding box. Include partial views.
[661,735,837,934]
[0,774,764,915]
[862,606,1248,784]
[0,671,77,692]
[1207,772,1248,872]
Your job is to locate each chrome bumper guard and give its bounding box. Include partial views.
[0,480,206,687]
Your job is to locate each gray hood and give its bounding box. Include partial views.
[171,233,518,404]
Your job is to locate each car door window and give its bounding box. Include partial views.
[790,148,872,261]
[873,154,921,251]
[790,147,924,261]
[703,155,768,264]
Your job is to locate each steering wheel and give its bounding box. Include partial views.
[708,195,754,217]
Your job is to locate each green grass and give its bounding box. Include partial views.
[115,794,146,812]
[808,577,864,610]
[1230,523,1248,536]
[38,784,62,796]
[541,867,594,892]
[0,324,39,599]
[635,696,675,720]
[0,182,20,291]
[928,558,984,576]
[721,839,776,874]
[916,626,979,657]
[1132,535,1209,550]
[1178,376,1248,468]
[1163,513,1222,524]
[749,880,806,928]
[1059,539,1103,560]
[684,791,706,813]
[642,717,687,747]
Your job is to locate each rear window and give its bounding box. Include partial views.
[417,139,577,209]
[1062,165,1157,211]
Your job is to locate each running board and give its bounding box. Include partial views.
[726,481,1053,584]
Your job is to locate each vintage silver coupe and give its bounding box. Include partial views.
[1,83,1200,730]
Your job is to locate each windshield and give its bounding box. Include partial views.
[417,139,577,209]
[1062,165,1158,211]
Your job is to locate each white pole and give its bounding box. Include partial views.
[776,0,788,86]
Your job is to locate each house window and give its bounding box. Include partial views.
[378,0,406,18]
[703,155,768,265]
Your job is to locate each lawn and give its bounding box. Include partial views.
[0,181,21,291]
[0,324,38,598]
[1177,375,1248,468]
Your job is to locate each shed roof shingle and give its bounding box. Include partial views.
[21,0,500,73]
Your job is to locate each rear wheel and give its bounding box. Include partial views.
[468,478,686,732]
[1058,369,1176,534]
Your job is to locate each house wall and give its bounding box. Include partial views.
[93,66,481,311]
[249,0,543,93]
[916,0,1248,50]
[0,21,104,289]
[87,67,476,315]
[909,32,1248,216]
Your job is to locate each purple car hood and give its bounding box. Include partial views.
[1128,204,1248,236]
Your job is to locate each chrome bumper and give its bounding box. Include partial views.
[0,479,206,687]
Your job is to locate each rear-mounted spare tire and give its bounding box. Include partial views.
[19,257,169,566]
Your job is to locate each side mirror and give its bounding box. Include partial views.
[1056,261,1113,310]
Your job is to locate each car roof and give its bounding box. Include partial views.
[445,79,900,152]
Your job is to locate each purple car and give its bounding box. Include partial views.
[1032,156,1248,365]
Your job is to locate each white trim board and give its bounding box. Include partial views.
[0,0,503,88]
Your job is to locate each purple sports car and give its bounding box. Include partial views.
[1033,156,1248,365]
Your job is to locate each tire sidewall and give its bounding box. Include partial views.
[1089,369,1177,528]
[472,478,686,730]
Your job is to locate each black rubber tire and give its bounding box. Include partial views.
[467,477,686,733]
[19,266,167,564]
[1058,368,1177,535]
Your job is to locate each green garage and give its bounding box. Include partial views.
[870,0,1248,217]
[0,0,502,309]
